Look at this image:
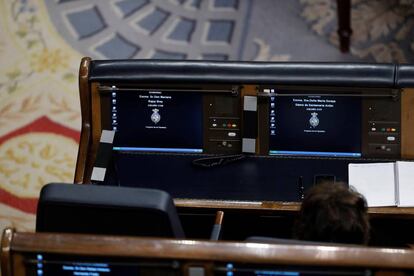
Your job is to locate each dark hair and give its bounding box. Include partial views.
[293,182,370,245]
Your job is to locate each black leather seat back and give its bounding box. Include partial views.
[36,183,185,238]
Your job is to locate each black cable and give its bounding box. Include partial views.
[192,154,245,168]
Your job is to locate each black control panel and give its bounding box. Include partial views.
[204,94,241,154]
[363,97,401,158]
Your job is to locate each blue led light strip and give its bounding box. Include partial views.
[269,150,361,158]
[113,147,203,153]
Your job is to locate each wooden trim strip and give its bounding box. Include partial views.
[401,88,414,159]
[74,57,92,183]
[9,232,414,269]
[175,199,414,218]
[83,82,104,183]
[1,228,14,276]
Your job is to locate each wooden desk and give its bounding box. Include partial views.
[74,58,414,246]
[175,199,414,247]
[176,199,414,219]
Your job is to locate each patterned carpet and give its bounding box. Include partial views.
[0,0,413,233]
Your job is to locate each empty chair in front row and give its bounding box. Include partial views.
[36,183,186,238]
[37,183,224,240]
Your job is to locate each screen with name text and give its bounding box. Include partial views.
[111,90,203,153]
[269,91,362,157]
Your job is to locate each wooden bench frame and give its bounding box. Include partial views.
[2,228,414,276]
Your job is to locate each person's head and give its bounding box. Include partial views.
[293,182,370,245]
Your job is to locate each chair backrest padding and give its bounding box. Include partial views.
[36,183,185,238]
[396,65,414,88]
[88,60,397,88]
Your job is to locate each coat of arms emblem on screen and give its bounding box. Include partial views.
[309,112,319,128]
[151,109,161,124]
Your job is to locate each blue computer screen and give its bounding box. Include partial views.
[268,92,362,158]
[111,90,203,153]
